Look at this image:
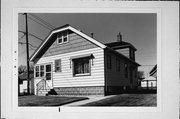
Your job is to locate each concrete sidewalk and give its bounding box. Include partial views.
[62,95,115,106]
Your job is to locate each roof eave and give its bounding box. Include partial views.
[106,47,140,66]
[30,25,107,62]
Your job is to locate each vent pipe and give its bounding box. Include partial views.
[117,32,122,42]
[91,33,94,38]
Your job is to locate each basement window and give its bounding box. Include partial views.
[57,32,69,44]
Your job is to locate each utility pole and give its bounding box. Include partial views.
[24,13,30,95]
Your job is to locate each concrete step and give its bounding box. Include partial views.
[37,89,50,96]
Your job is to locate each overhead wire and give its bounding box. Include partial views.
[19,30,44,42]
[29,14,55,29]
[27,16,53,30]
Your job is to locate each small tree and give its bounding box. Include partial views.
[18,64,34,74]
[18,65,26,74]
[138,71,145,80]
[137,71,145,86]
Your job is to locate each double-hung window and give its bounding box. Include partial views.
[73,57,90,76]
[55,59,61,72]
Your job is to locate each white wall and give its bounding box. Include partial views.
[34,47,105,90]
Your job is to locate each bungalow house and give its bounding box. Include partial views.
[30,24,140,96]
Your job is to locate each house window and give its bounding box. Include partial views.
[35,64,52,80]
[55,59,61,72]
[124,63,128,78]
[35,66,40,77]
[73,57,90,76]
[40,65,45,77]
[57,32,68,44]
[46,64,52,80]
[107,55,112,69]
[116,58,121,72]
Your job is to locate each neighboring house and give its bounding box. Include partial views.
[30,24,140,96]
[149,64,157,79]
[141,65,157,89]
[18,72,34,95]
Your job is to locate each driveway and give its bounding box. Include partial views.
[63,94,157,106]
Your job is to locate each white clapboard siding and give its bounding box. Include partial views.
[36,47,105,87]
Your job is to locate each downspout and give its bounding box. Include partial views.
[104,49,107,96]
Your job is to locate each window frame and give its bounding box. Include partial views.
[55,59,62,72]
[34,63,52,80]
[35,65,40,78]
[72,57,91,77]
[40,65,45,77]
[57,32,69,44]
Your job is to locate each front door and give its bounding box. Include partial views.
[36,63,52,94]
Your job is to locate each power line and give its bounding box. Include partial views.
[18,41,38,49]
[18,30,43,42]
[19,34,25,40]
[20,13,53,31]
[29,14,55,29]
[27,15,53,30]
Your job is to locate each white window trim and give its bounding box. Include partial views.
[55,59,62,72]
[72,57,91,77]
[34,63,52,80]
[57,32,69,44]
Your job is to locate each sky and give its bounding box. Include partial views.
[18,13,157,74]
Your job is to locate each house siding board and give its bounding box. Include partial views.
[34,48,105,88]
[42,33,97,57]
[104,49,138,87]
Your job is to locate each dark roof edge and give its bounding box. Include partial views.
[105,47,141,66]
[149,64,157,75]
[105,42,137,51]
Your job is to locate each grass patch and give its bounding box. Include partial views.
[19,95,88,106]
[82,94,156,106]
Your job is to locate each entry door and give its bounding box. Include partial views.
[45,64,52,80]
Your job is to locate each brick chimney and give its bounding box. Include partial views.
[117,32,122,42]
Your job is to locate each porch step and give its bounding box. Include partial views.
[37,89,50,96]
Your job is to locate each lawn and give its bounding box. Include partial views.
[82,94,157,106]
[18,95,88,106]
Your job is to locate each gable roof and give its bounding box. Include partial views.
[30,24,107,62]
[149,64,157,76]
